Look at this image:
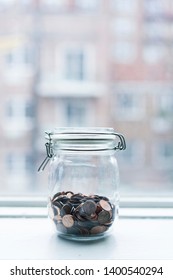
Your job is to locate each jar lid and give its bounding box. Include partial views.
[45,127,126,150]
[46,127,117,141]
[38,127,126,171]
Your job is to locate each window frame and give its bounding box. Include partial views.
[0,195,173,219]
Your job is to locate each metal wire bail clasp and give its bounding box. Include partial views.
[38,136,53,172]
[113,133,126,151]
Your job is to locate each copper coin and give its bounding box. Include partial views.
[79,227,90,235]
[89,213,98,221]
[65,191,74,198]
[90,225,108,234]
[98,210,111,224]
[70,194,84,201]
[96,204,102,214]
[62,214,74,228]
[67,226,81,235]
[103,220,113,226]
[60,203,73,217]
[75,209,86,221]
[78,205,88,218]
[60,196,70,204]
[53,199,63,208]
[90,195,100,202]
[77,220,93,229]
[52,192,62,201]
[99,199,111,211]
[99,196,109,201]
[82,200,97,216]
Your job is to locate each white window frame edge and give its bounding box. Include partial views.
[0,196,173,219]
[1,196,173,207]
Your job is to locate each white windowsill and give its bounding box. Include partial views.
[0,197,173,259]
[0,216,173,260]
[0,196,173,218]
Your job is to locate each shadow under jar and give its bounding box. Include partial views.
[39,127,126,241]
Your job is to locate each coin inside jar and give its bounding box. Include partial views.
[82,200,97,216]
[60,203,73,217]
[50,191,116,237]
[98,210,111,224]
[90,225,108,234]
[99,199,111,211]
[62,214,74,228]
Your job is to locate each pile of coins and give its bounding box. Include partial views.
[48,191,116,236]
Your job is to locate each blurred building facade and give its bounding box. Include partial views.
[0,0,173,194]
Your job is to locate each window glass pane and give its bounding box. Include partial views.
[112,42,137,63]
[41,0,67,8]
[65,99,87,126]
[65,49,85,80]
[143,43,167,64]
[111,18,136,38]
[75,0,98,11]
[144,0,169,16]
[111,0,138,14]
[0,0,173,198]
[114,91,145,120]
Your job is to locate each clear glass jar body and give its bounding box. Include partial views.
[46,128,124,241]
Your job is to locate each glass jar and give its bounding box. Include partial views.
[39,127,126,241]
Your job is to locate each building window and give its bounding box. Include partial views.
[6,46,32,66]
[152,93,173,133]
[144,0,168,16]
[56,44,95,81]
[75,0,98,11]
[153,141,173,169]
[143,44,166,64]
[112,42,136,63]
[41,0,67,9]
[156,94,173,117]
[151,92,173,134]
[144,22,168,40]
[111,0,138,14]
[6,153,33,174]
[4,45,33,82]
[65,49,85,80]
[114,92,145,120]
[0,0,16,9]
[64,99,87,126]
[4,99,34,136]
[111,18,136,38]
[6,99,34,120]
